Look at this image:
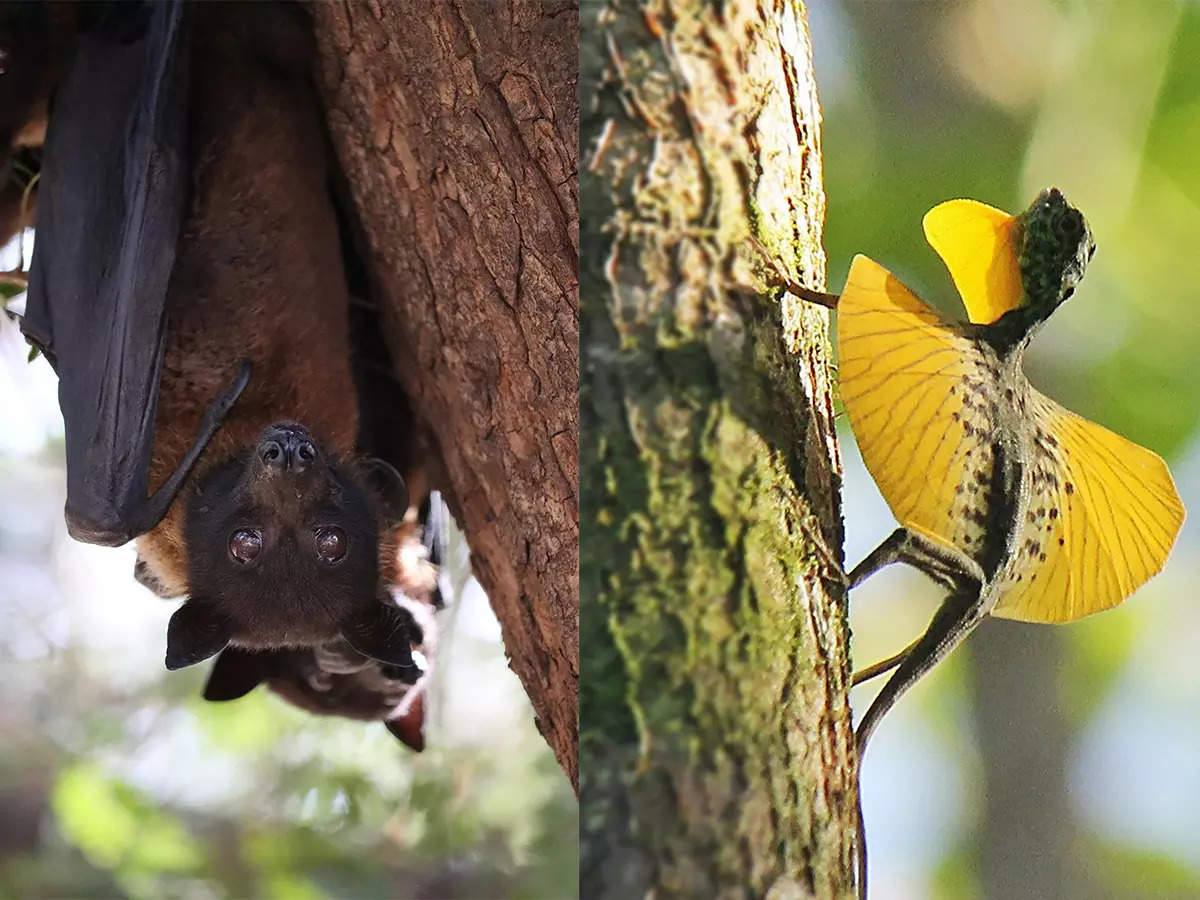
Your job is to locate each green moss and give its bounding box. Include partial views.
[580,1,855,896]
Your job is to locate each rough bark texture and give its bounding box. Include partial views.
[310,1,579,788]
[580,1,855,896]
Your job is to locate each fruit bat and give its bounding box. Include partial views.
[17,1,441,747]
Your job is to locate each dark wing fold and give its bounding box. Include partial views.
[22,2,244,545]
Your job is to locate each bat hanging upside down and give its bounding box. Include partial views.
[16,1,444,750]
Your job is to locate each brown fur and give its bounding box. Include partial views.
[0,3,65,150]
[136,3,356,595]
[21,3,440,745]
[0,3,76,250]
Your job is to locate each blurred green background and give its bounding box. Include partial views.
[811,1,1200,898]
[0,271,576,894]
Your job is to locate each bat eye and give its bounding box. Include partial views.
[229,528,263,564]
[315,526,347,564]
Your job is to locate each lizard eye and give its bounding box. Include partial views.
[1056,211,1083,242]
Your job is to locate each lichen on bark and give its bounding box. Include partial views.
[581,0,856,896]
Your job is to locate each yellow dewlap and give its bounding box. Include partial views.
[923,198,1024,325]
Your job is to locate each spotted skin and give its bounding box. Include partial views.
[826,188,1184,900]
[838,256,1022,588]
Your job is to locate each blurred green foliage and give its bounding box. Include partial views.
[0,452,576,899]
[821,0,1200,455]
[0,638,577,899]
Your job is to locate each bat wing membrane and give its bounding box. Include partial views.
[22,2,247,545]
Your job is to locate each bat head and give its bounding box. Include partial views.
[166,422,417,672]
[1018,187,1095,317]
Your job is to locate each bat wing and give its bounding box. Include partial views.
[21,1,247,546]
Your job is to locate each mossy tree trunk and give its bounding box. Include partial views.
[581,0,856,895]
[310,1,579,788]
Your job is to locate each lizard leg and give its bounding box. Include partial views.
[852,527,988,750]
[848,526,984,591]
[788,283,840,309]
[848,528,988,900]
[855,580,988,752]
[853,582,990,900]
[848,528,985,683]
[851,639,916,686]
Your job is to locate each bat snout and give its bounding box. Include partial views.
[258,425,319,474]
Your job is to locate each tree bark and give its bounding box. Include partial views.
[310,1,579,788]
[580,1,856,896]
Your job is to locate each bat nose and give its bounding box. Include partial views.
[258,429,319,472]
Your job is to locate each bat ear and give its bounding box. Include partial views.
[340,600,417,668]
[363,457,409,525]
[385,693,425,752]
[203,647,275,701]
[166,600,233,670]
